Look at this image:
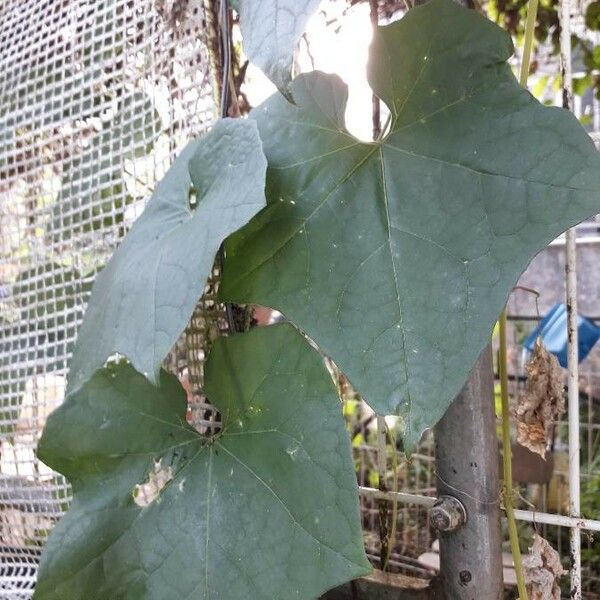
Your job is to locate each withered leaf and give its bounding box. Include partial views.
[514,338,565,458]
[523,533,566,600]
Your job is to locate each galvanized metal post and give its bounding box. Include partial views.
[434,346,504,599]
[411,0,504,593]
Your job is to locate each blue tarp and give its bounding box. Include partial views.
[523,303,600,368]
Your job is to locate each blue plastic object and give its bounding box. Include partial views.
[523,303,600,367]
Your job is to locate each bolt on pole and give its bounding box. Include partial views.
[434,345,504,599]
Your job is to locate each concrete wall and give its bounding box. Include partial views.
[509,241,600,401]
[509,242,600,319]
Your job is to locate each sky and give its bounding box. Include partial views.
[243,1,380,141]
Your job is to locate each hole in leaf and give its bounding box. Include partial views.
[179,368,222,438]
[133,458,173,506]
[188,184,197,211]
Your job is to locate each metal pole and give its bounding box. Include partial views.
[414,1,504,595]
[559,0,582,595]
[566,230,582,600]
[434,346,503,599]
[565,225,582,600]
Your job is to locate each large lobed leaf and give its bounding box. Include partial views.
[67,119,266,394]
[237,0,321,98]
[35,324,370,599]
[221,0,600,448]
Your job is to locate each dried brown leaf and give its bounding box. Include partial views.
[523,533,566,600]
[514,337,565,458]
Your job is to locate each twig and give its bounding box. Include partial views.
[512,285,541,319]
[351,413,376,441]
[370,0,381,140]
[301,33,316,71]
[376,416,389,570]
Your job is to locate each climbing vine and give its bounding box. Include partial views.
[33,0,600,598]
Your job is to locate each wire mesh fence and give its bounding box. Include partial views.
[1,0,600,598]
[0,0,213,595]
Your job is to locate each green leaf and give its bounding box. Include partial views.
[573,74,592,97]
[35,324,370,599]
[586,0,600,30]
[67,118,267,393]
[238,0,321,98]
[221,0,600,448]
[585,45,600,70]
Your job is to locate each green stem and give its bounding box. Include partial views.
[384,424,399,570]
[499,309,528,600]
[498,4,541,598]
[519,0,540,87]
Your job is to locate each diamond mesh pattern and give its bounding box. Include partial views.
[0,0,214,594]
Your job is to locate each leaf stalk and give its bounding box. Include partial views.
[519,0,540,87]
[499,308,529,600]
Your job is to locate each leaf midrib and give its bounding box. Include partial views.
[377,145,412,427]
[238,81,588,300]
[215,439,365,569]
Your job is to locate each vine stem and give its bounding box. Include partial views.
[499,308,528,600]
[214,0,237,334]
[369,0,381,140]
[370,0,392,571]
[499,1,540,598]
[384,423,399,570]
[519,0,540,87]
[376,416,390,570]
